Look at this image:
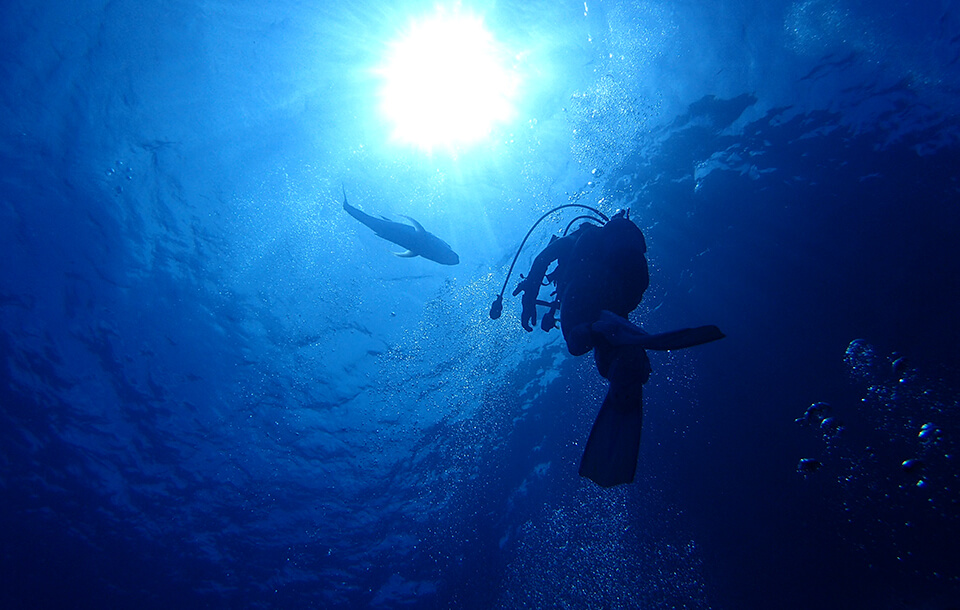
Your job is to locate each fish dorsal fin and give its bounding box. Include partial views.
[401,215,425,233]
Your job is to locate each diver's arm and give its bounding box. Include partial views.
[513,236,573,331]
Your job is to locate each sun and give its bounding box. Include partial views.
[376,10,518,152]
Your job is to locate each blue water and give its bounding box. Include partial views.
[2,0,959,608]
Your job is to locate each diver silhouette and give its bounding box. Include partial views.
[491,207,724,487]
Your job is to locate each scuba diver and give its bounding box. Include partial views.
[490,205,724,487]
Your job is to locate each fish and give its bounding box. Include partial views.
[342,186,460,266]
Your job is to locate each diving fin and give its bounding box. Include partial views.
[593,310,725,351]
[579,375,644,488]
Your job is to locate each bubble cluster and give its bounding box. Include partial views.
[796,339,959,580]
[495,490,709,609]
[784,0,853,56]
[795,401,844,450]
[796,457,821,475]
[568,76,655,172]
[918,422,942,447]
[566,3,671,174]
[843,338,880,381]
[103,159,135,194]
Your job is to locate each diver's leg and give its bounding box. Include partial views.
[564,322,595,356]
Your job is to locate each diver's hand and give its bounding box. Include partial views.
[511,276,527,298]
[519,295,537,331]
[513,277,538,332]
[541,307,557,331]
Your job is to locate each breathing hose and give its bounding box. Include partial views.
[489,204,609,319]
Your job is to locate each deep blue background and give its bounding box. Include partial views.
[2,0,959,608]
